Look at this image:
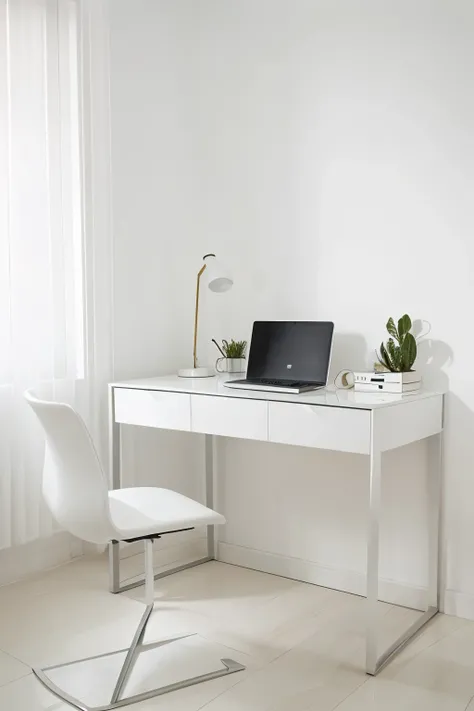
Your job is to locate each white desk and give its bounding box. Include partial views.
[108,375,444,675]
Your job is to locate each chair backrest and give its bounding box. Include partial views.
[24,389,115,544]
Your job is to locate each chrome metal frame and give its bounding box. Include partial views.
[365,412,442,675]
[34,539,245,711]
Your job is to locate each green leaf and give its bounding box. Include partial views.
[376,345,388,370]
[221,339,247,358]
[377,354,390,372]
[386,338,402,371]
[379,342,395,371]
[398,314,412,340]
[387,337,397,361]
[400,332,417,371]
[389,339,403,371]
[386,318,399,342]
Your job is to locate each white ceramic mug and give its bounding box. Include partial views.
[216,357,246,374]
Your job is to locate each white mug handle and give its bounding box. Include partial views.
[216,357,226,373]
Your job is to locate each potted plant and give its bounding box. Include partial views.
[214,339,247,374]
[377,314,417,373]
[373,314,421,391]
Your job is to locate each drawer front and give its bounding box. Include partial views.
[114,388,191,431]
[191,395,268,440]
[269,402,370,454]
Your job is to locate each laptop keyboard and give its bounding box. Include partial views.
[251,379,311,388]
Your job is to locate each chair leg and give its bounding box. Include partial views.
[33,539,245,711]
[144,538,155,607]
[110,540,156,703]
[110,603,153,704]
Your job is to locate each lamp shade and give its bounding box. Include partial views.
[204,254,233,293]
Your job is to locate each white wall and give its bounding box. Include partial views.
[108,0,474,615]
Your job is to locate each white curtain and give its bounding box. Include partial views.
[0,0,113,551]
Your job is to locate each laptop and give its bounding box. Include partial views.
[224,321,334,394]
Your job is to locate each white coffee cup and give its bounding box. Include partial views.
[215,357,246,374]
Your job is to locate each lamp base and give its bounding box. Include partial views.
[178,367,216,378]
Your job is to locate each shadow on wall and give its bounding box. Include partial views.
[416,337,453,392]
[328,332,369,384]
[413,334,474,611]
[415,335,452,607]
[442,392,474,606]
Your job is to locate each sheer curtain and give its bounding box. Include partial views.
[0,0,113,552]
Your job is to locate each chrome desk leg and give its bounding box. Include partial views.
[205,434,217,560]
[108,393,214,595]
[427,432,442,610]
[366,424,381,676]
[109,386,121,594]
[365,421,441,675]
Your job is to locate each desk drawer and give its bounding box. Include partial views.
[114,388,191,431]
[191,395,267,440]
[268,402,370,454]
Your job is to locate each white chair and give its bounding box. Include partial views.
[24,389,244,711]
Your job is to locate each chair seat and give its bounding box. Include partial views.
[108,487,225,540]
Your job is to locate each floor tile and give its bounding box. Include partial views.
[0,650,30,688]
[127,560,332,663]
[337,614,474,711]
[200,593,367,711]
[0,674,70,711]
[0,555,473,711]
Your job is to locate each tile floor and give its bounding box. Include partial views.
[0,554,472,710]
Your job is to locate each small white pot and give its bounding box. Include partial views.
[215,357,246,374]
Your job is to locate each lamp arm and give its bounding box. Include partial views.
[193,264,207,369]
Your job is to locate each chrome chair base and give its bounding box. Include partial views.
[33,603,245,711]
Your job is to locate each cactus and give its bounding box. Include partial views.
[377,315,417,372]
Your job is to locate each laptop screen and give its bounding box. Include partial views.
[246,321,334,384]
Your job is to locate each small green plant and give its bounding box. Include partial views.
[377,314,417,372]
[221,339,247,358]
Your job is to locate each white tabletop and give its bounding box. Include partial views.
[111,374,444,411]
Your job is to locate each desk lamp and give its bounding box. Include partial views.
[178,254,233,378]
